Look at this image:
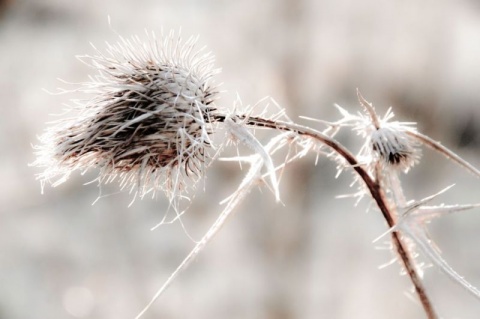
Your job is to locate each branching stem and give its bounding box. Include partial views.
[212,113,438,319]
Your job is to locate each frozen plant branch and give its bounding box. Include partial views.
[406,130,480,178]
[31,30,480,319]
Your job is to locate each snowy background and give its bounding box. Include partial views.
[1,0,480,318]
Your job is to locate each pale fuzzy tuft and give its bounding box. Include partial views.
[341,98,422,174]
[32,30,220,202]
[371,124,421,172]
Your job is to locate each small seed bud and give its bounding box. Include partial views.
[371,125,420,172]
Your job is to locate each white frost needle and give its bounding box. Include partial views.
[135,178,252,319]
[220,132,293,205]
[136,130,288,319]
[414,203,480,220]
[333,103,360,125]
[392,187,480,300]
[403,222,480,300]
[401,184,456,217]
[224,116,280,202]
[372,185,456,244]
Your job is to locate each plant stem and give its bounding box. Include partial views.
[213,114,438,319]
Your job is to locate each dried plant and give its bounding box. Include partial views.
[33,30,220,207]
[32,31,480,319]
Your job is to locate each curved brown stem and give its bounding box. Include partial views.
[213,113,438,319]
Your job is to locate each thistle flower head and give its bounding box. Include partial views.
[370,122,420,171]
[33,30,220,201]
[348,91,421,173]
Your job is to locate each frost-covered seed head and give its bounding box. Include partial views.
[33,31,220,200]
[371,125,420,172]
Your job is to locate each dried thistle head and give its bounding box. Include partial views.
[33,31,220,201]
[370,124,420,171]
[356,90,421,173]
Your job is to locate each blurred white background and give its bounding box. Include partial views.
[1,0,480,318]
